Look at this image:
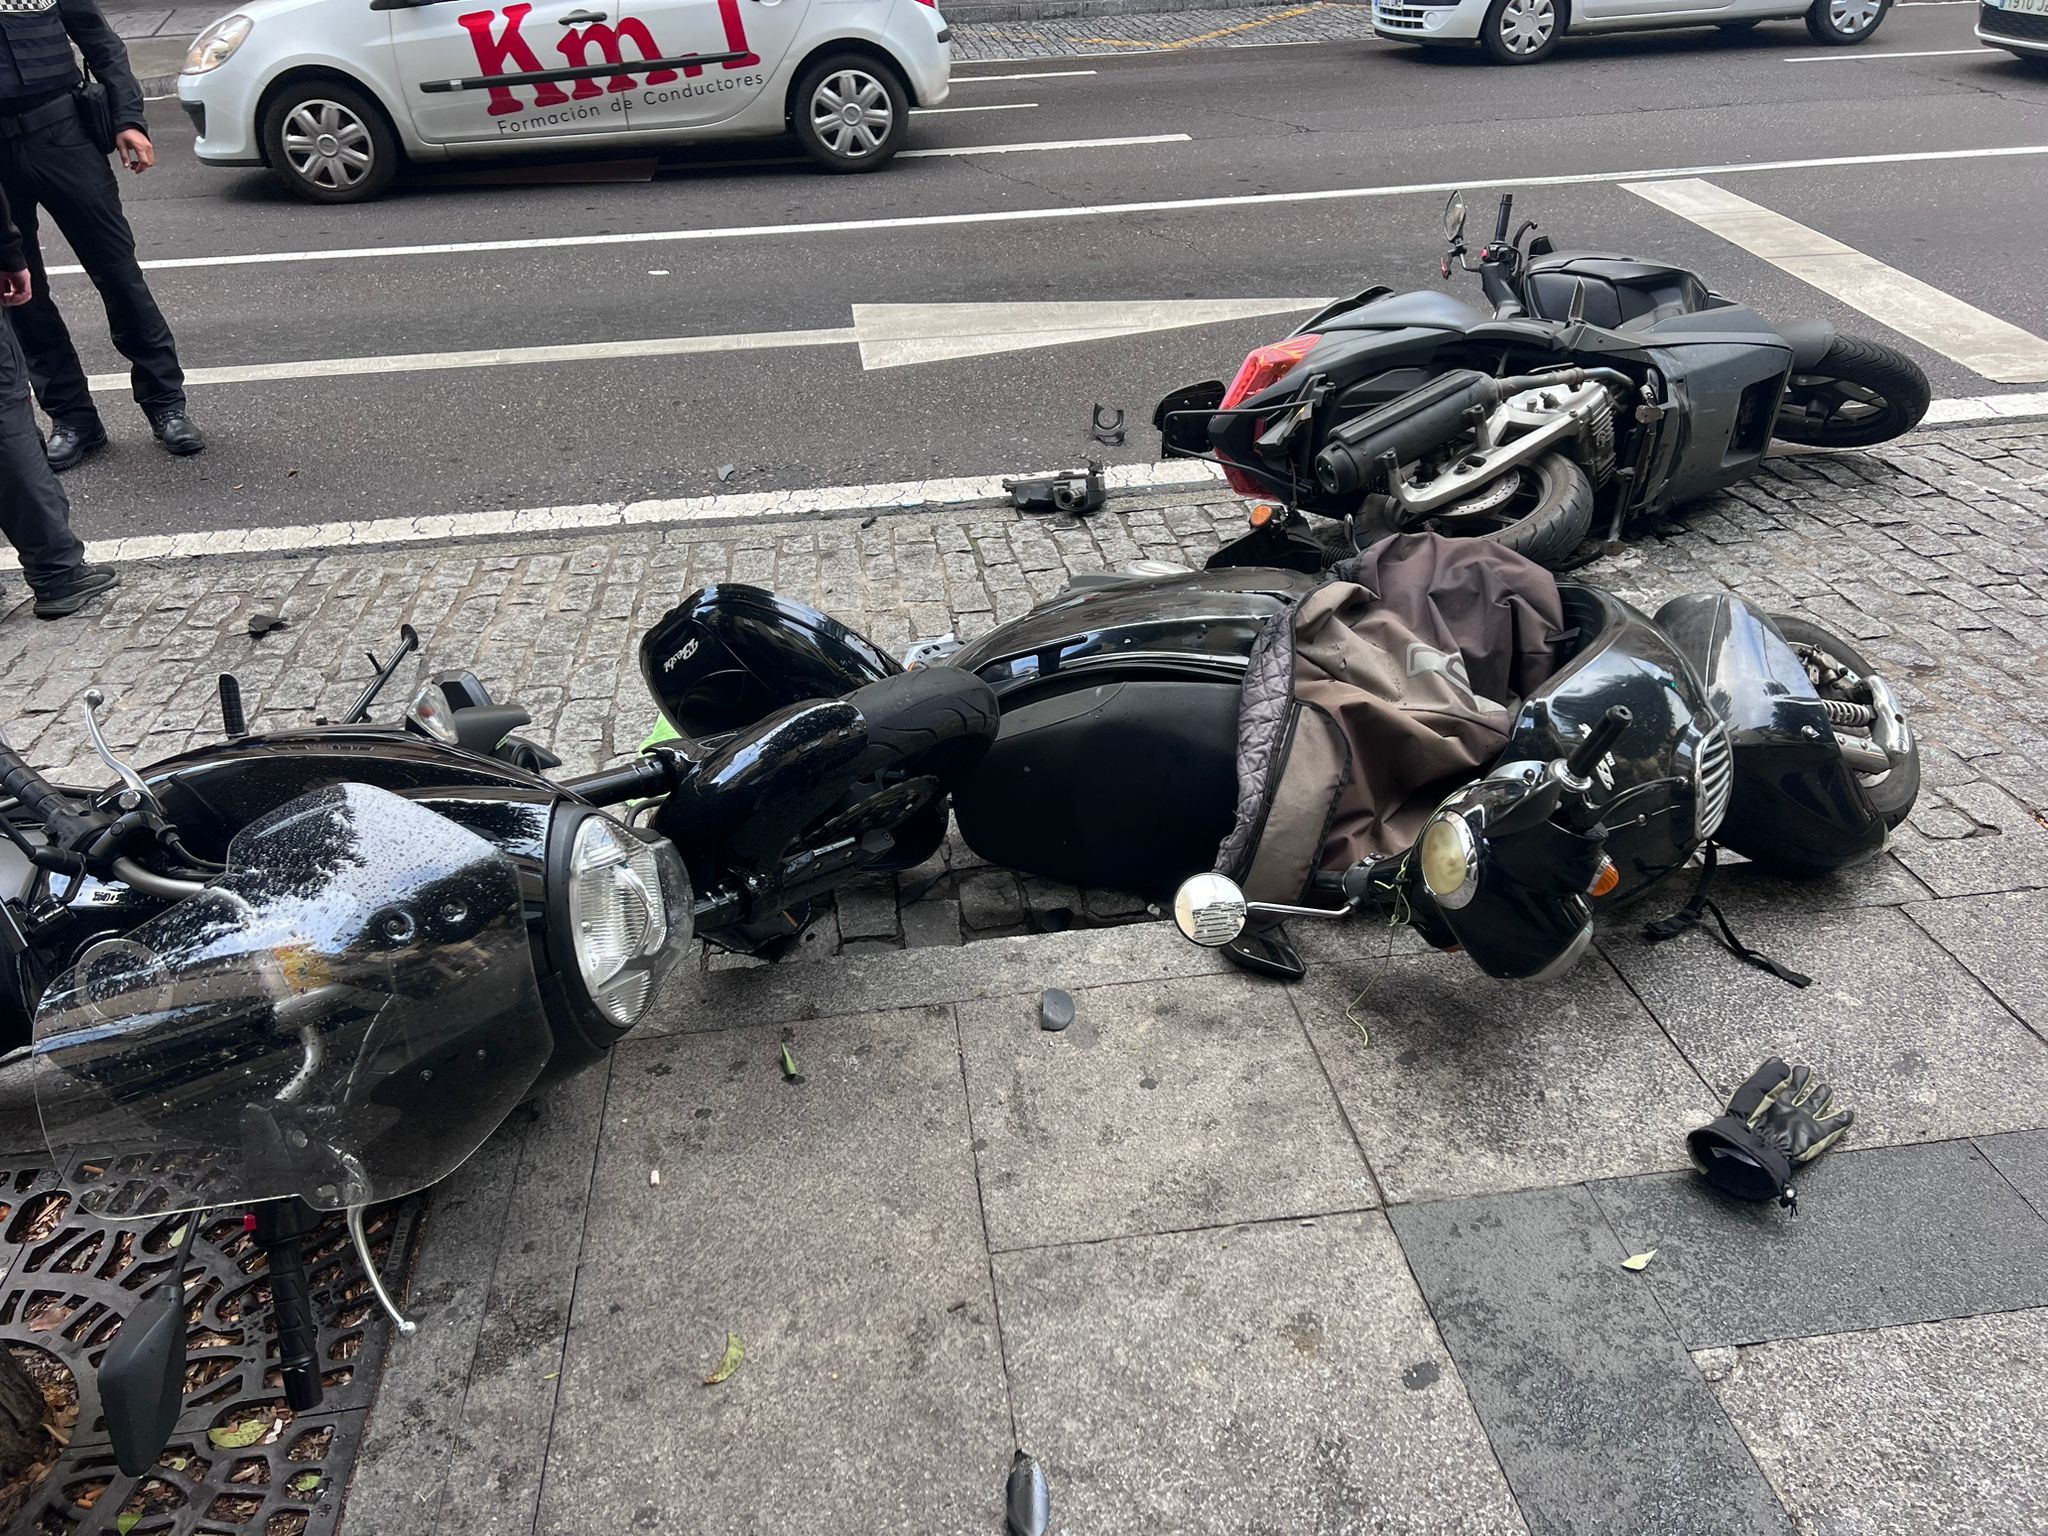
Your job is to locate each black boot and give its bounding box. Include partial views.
[46,420,109,472]
[150,410,206,456]
[34,563,121,620]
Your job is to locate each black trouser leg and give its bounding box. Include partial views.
[4,119,185,423]
[0,150,102,433]
[0,325,86,594]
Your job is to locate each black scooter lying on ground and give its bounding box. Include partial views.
[1155,192,1931,572]
[0,621,997,1474]
[642,548,1918,985]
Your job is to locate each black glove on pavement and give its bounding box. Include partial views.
[1688,1058,1853,1209]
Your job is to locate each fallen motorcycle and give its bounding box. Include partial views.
[0,619,996,1471]
[1154,191,1932,571]
[638,532,1920,985]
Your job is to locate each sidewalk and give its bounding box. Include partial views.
[3,422,2047,1533]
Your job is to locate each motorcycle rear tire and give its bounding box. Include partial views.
[1379,451,1594,571]
[1773,334,1930,449]
[1767,614,1920,829]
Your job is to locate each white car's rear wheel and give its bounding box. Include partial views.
[262,81,398,204]
[1804,0,1889,44]
[791,55,909,172]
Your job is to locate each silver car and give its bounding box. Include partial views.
[1373,0,1889,63]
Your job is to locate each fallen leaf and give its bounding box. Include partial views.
[209,1416,272,1449]
[28,1303,74,1333]
[116,1512,140,1535]
[541,1371,559,1381]
[703,1333,744,1386]
[1621,1249,1658,1272]
[780,1044,799,1080]
[288,1472,321,1494]
[166,1222,188,1250]
[165,1456,190,1472]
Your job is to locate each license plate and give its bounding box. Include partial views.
[1992,0,2048,13]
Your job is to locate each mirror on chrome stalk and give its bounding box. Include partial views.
[1172,872,1250,947]
[1443,190,1468,241]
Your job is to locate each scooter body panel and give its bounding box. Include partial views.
[640,584,900,740]
[1654,594,1887,875]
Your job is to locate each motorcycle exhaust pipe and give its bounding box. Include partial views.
[1315,368,1607,497]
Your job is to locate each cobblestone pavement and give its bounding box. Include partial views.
[5,424,2048,1535]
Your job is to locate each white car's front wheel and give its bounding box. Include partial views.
[791,55,910,173]
[261,81,398,204]
[1804,0,1889,44]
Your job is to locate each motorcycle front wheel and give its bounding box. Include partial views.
[1773,334,1930,449]
[1768,614,1921,828]
[1362,451,1595,570]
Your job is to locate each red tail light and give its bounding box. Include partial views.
[1217,333,1320,494]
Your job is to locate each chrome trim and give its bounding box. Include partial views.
[1695,722,1734,841]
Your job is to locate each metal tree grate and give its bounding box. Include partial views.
[1,1154,418,1536]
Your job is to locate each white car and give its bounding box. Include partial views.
[1373,0,1889,62]
[1977,0,2048,60]
[177,0,952,201]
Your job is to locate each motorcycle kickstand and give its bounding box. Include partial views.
[347,1204,418,1336]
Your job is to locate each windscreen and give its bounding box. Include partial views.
[32,783,553,1219]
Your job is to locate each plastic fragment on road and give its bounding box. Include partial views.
[704,1333,744,1386]
[1039,989,1074,1033]
[1621,1250,1658,1272]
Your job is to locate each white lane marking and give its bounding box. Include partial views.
[910,102,1038,114]
[56,141,2048,278]
[950,69,1099,80]
[84,297,1326,390]
[0,460,1229,573]
[900,132,1187,157]
[1627,179,2048,385]
[1780,47,1988,61]
[851,296,1325,369]
[9,390,2047,576]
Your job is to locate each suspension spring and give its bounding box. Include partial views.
[1819,696,1876,727]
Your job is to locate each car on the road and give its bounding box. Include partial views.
[1976,0,2048,60]
[176,0,953,202]
[1373,0,1889,62]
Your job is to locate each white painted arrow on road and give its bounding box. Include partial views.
[86,298,1329,394]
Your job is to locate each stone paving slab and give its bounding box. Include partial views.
[1388,1185,1793,1536]
[533,1007,1011,1536]
[1601,903,2048,1151]
[1978,1128,2048,1218]
[994,1214,1530,1535]
[1290,950,1715,1204]
[957,971,1375,1250]
[1703,1308,2048,1536]
[1903,889,2048,1038]
[1589,1139,2048,1348]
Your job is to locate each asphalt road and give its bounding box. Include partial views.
[31,3,2048,541]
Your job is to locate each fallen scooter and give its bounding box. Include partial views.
[638,532,1919,985]
[1155,192,1932,572]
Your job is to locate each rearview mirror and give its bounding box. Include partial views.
[1173,873,1248,947]
[99,1277,189,1476]
[1443,192,1467,241]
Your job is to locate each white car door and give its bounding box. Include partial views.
[598,0,817,134]
[390,0,642,145]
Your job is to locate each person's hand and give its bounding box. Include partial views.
[0,269,31,308]
[116,129,155,173]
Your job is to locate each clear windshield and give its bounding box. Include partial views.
[32,783,553,1220]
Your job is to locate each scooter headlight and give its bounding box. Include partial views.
[1419,811,1480,910]
[565,814,689,1028]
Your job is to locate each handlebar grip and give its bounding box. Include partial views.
[1493,193,1514,242]
[0,733,98,851]
[253,1205,325,1414]
[1564,706,1632,784]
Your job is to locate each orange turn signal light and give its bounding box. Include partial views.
[1248,501,1280,529]
[1590,858,1620,898]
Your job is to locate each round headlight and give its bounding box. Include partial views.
[566,815,689,1028]
[184,15,253,74]
[1418,812,1479,910]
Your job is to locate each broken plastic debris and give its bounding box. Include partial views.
[1039,989,1074,1033]
[648,1169,661,1187]
[781,1043,802,1081]
[716,464,737,483]
[703,1333,744,1386]
[1005,1450,1050,1536]
[247,612,288,637]
[1621,1249,1658,1272]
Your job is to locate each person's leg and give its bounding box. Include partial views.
[0,150,104,442]
[0,326,88,594]
[26,117,187,426]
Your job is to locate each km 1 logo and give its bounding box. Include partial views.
[457,2,759,116]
